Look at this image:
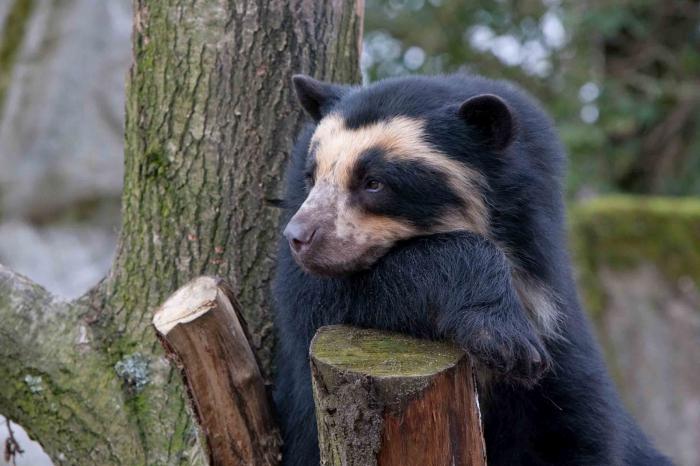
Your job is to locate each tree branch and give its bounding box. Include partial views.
[153,277,281,466]
[0,264,143,464]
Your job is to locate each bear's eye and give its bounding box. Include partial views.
[364,179,384,193]
[304,170,315,187]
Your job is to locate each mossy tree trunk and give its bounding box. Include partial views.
[0,1,363,464]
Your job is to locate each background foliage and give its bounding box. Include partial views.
[363,0,700,197]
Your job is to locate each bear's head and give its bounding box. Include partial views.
[284,75,516,276]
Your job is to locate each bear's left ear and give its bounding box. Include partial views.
[292,74,344,122]
[458,94,515,151]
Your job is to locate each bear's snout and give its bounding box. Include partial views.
[284,218,318,253]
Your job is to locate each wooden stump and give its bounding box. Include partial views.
[310,325,487,466]
[153,276,281,466]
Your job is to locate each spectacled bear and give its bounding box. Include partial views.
[272,73,672,466]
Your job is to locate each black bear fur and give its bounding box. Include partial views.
[272,74,672,466]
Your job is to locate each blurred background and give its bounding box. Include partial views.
[0,0,698,465]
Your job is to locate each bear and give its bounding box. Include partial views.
[272,73,672,466]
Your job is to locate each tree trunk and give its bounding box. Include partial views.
[310,325,487,466]
[0,1,363,464]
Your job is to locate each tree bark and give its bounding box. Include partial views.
[0,1,363,464]
[310,325,487,466]
[153,276,281,466]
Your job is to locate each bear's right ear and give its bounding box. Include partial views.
[292,75,343,122]
[458,94,515,151]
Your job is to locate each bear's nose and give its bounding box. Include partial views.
[284,220,317,253]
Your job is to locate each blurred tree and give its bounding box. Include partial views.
[363,0,700,197]
[590,0,700,194]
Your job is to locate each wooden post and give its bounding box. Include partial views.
[153,277,281,466]
[310,325,487,466]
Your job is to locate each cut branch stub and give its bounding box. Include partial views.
[310,325,487,466]
[153,276,281,466]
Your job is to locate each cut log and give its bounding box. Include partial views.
[310,325,487,466]
[153,276,281,466]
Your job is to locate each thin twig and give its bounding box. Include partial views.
[4,418,24,466]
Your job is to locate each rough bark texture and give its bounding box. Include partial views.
[0,265,144,465]
[310,325,487,466]
[0,1,363,464]
[153,276,281,466]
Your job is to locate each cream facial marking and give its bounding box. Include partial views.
[309,114,490,236]
[288,113,493,275]
[294,180,413,247]
[287,177,411,274]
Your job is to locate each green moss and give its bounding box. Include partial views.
[163,404,201,465]
[311,325,464,377]
[570,196,700,318]
[0,366,104,460]
[143,147,170,179]
[0,0,35,111]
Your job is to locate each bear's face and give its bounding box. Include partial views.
[285,75,514,276]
